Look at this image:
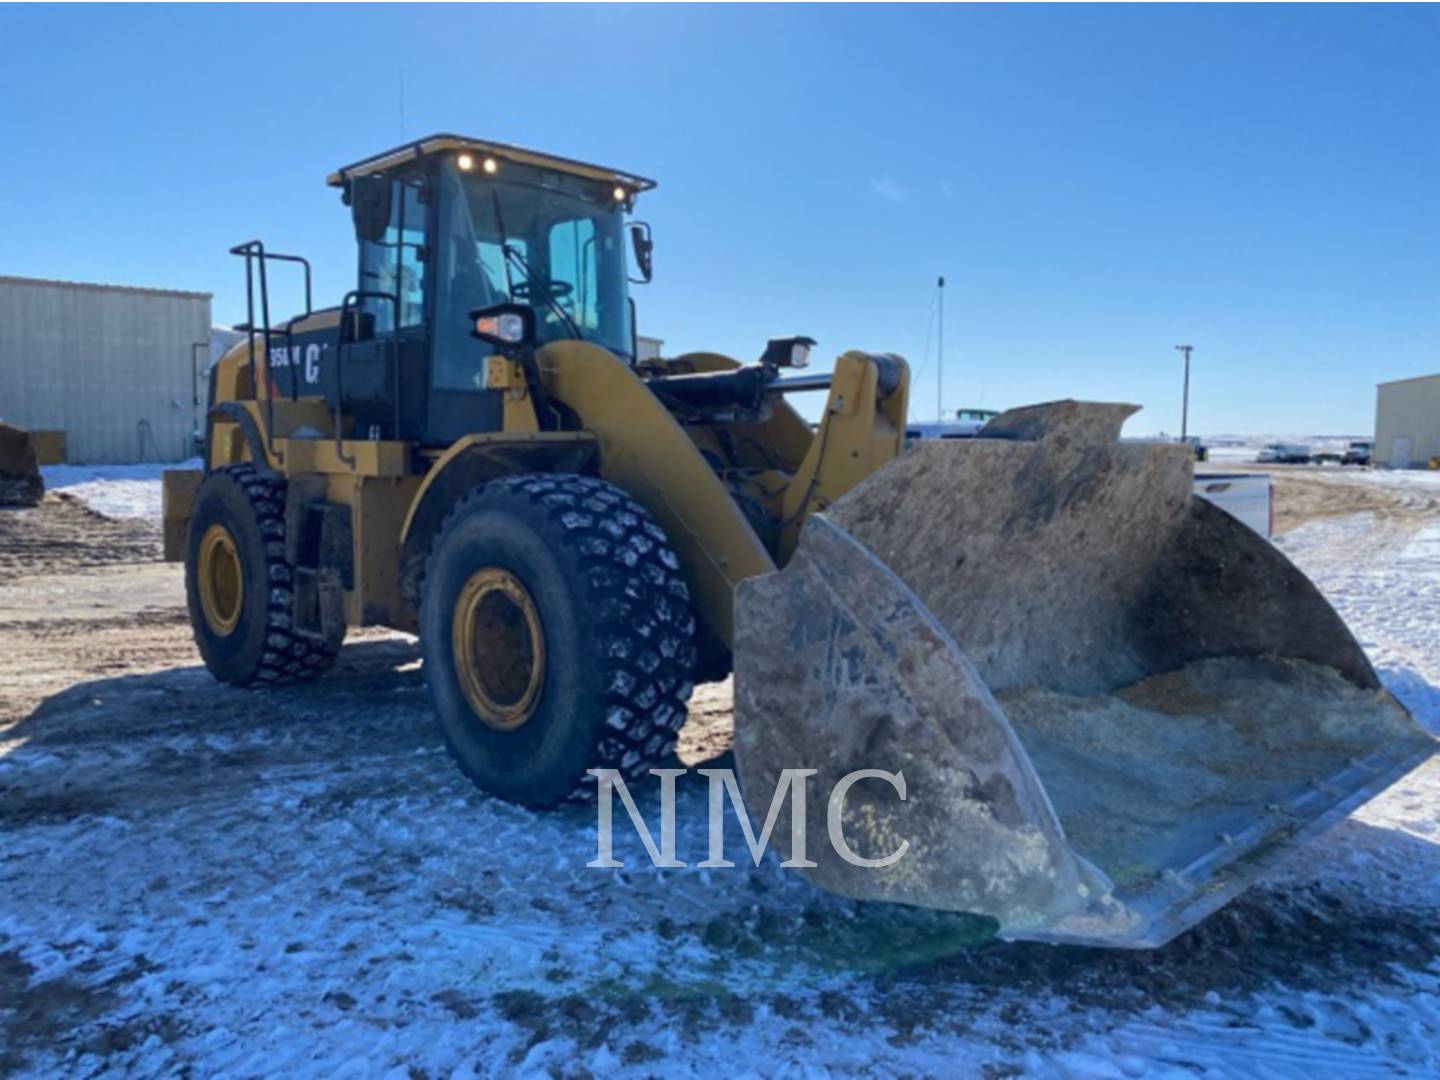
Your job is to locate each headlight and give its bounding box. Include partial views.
[760,335,819,370]
[475,312,527,344]
[470,303,535,349]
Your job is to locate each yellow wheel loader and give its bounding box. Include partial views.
[165,134,1433,947]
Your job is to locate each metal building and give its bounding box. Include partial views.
[637,334,663,362]
[1374,374,1440,469]
[0,275,212,464]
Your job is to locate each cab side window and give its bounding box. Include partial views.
[360,180,427,334]
[548,217,597,332]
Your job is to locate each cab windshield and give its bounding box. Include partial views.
[432,160,633,390]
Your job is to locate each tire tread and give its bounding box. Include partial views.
[425,473,696,803]
[213,463,341,686]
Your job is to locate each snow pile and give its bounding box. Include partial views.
[40,460,197,520]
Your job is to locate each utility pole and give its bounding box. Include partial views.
[937,276,945,422]
[1175,345,1194,440]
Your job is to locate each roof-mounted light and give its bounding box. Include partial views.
[457,152,501,175]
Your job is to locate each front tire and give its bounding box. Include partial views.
[421,474,697,808]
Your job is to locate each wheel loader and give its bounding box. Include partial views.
[0,422,44,507]
[165,134,1433,947]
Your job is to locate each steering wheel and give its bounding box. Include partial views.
[513,280,574,301]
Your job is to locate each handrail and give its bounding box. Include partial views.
[229,242,313,314]
[229,242,317,462]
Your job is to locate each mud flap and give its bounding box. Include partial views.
[162,469,202,561]
[733,401,1435,947]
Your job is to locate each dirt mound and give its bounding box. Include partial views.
[1258,470,1440,534]
[0,492,159,578]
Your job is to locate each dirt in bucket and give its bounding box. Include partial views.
[996,656,1425,891]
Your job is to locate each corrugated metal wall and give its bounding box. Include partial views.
[0,277,211,463]
[1374,374,1440,468]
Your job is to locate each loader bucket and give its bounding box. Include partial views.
[733,401,1434,947]
[0,422,43,508]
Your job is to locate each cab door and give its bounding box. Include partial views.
[424,162,506,446]
[331,175,431,441]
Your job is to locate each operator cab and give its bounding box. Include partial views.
[233,134,813,455]
[323,134,655,447]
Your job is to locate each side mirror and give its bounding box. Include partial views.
[629,222,653,284]
[470,302,535,351]
[349,176,391,243]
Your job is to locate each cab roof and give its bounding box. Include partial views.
[326,133,657,192]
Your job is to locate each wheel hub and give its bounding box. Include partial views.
[197,522,244,636]
[452,567,546,731]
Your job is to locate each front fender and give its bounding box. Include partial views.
[537,341,775,646]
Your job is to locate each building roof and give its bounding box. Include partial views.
[0,274,211,301]
[326,133,657,192]
[1377,373,1440,389]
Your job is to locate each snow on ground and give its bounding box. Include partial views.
[4,466,1440,1076]
[40,460,198,520]
[1034,489,1440,1076]
[1324,467,1440,491]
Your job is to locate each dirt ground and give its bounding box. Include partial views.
[0,469,1405,750]
[3,477,1440,1075]
[1233,465,1440,535]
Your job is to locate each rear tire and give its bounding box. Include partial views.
[185,464,342,685]
[421,474,696,808]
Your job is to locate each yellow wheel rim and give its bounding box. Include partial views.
[452,567,546,731]
[197,522,244,636]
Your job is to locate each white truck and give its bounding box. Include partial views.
[1342,440,1373,466]
[905,409,1001,440]
[1194,472,1273,538]
[1257,442,1311,464]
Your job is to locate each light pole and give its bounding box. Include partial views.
[1175,345,1194,441]
[937,276,945,422]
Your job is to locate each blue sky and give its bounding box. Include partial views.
[1,4,1435,435]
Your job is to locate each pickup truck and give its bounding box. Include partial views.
[1194,472,1273,538]
[1342,440,1373,466]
